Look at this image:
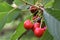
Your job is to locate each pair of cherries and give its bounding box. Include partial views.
[24,20,46,37]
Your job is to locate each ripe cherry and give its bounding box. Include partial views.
[34,28,44,37]
[32,22,40,31]
[29,6,37,13]
[24,20,33,30]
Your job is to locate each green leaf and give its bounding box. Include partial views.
[36,0,53,8]
[44,0,54,8]
[46,8,60,21]
[7,9,21,22]
[14,0,30,10]
[40,30,53,40]
[11,21,26,40]
[11,13,32,40]
[43,10,60,40]
[0,2,13,12]
[44,0,60,39]
[0,9,21,30]
[0,12,8,31]
[20,30,38,40]
[19,5,30,10]
[0,0,3,2]
[53,0,60,9]
[0,2,13,31]
[16,29,53,40]
[14,0,38,6]
[14,0,25,6]
[39,0,53,5]
[0,2,22,31]
[25,0,37,5]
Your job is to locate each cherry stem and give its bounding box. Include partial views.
[18,30,29,40]
[20,0,45,12]
[40,17,44,28]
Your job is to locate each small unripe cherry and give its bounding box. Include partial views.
[29,6,37,13]
[37,17,41,23]
[34,28,44,37]
[32,22,40,31]
[24,20,33,30]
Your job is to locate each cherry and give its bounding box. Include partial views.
[24,20,33,30]
[32,22,40,31]
[34,22,40,29]
[29,6,37,13]
[34,28,44,37]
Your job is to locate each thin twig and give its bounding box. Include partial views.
[40,17,43,28]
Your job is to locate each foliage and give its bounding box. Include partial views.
[0,0,60,40]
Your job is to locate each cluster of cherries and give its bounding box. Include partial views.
[24,6,47,38]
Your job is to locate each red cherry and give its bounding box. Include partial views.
[24,20,33,30]
[34,22,40,29]
[32,22,40,31]
[29,6,37,13]
[34,28,44,37]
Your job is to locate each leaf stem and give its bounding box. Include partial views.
[40,17,43,28]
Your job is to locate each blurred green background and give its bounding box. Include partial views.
[0,0,38,40]
[0,0,53,40]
